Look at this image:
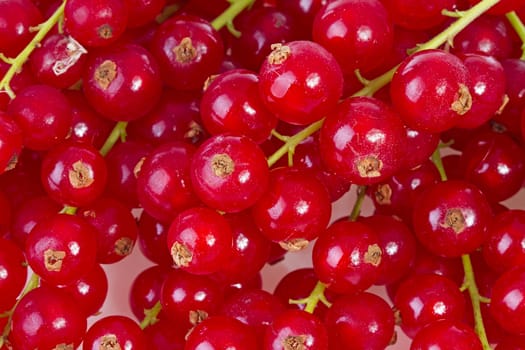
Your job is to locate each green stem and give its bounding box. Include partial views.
[506,11,525,60]
[265,0,500,167]
[0,274,40,348]
[462,254,491,350]
[210,0,254,31]
[431,147,448,182]
[349,185,367,221]
[60,205,78,215]
[139,301,162,329]
[99,121,128,157]
[0,0,66,98]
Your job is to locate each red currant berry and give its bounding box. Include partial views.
[167,206,233,275]
[390,49,472,133]
[64,0,129,47]
[381,0,456,30]
[82,44,162,121]
[7,84,72,151]
[150,14,224,91]
[319,96,407,185]
[258,40,343,125]
[129,264,171,321]
[0,0,43,58]
[410,319,483,350]
[412,180,493,257]
[312,0,394,74]
[83,315,147,350]
[251,167,331,251]
[25,213,98,286]
[10,285,87,350]
[40,141,108,207]
[490,266,525,336]
[200,69,277,143]
[191,134,269,213]
[0,238,27,312]
[137,212,173,266]
[184,316,259,349]
[312,220,383,294]
[0,112,23,174]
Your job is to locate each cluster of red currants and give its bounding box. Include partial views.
[1,0,525,349]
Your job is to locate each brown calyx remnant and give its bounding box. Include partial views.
[184,121,204,143]
[133,157,146,178]
[100,334,122,350]
[189,310,208,326]
[389,331,398,346]
[211,154,234,177]
[68,160,94,188]
[44,249,66,271]
[171,242,192,267]
[53,343,74,350]
[364,244,382,266]
[5,154,18,172]
[97,24,114,40]
[451,83,472,115]
[278,238,309,252]
[114,237,133,256]
[94,60,117,90]
[374,184,392,205]
[174,37,197,63]
[282,335,308,350]
[268,43,291,64]
[440,208,466,234]
[357,156,383,178]
[203,74,218,91]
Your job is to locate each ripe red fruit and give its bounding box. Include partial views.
[390,49,472,133]
[490,266,525,336]
[258,40,343,125]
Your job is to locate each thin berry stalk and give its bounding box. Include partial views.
[210,0,255,31]
[139,300,162,329]
[506,11,525,60]
[0,0,66,98]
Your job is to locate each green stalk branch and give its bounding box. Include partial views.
[265,0,501,166]
[210,0,254,31]
[0,0,66,98]
[349,185,367,221]
[139,301,162,329]
[506,11,525,60]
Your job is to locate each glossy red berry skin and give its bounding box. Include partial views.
[125,0,166,28]
[381,0,456,30]
[312,220,383,295]
[40,141,108,207]
[490,266,525,336]
[83,315,147,350]
[319,96,406,185]
[25,213,98,286]
[0,0,43,58]
[0,112,23,174]
[0,238,27,312]
[312,0,394,74]
[137,212,173,266]
[460,131,525,203]
[10,285,87,350]
[7,84,72,151]
[210,211,271,285]
[64,0,129,47]
[129,264,171,321]
[184,316,259,350]
[160,268,222,330]
[456,54,507,129]
[360,215,417,286]
[390,49,471,133]
[127,90,205,147]
[325,292,395,350]
[136,141,198,222]
[191,134,269,213]
[78,197,138,264]
[483,210,525,273]
[251,167,331,250]
[167,207,233,275]
[412,180,493,258]
[29,33,87,89]
[394,273,467,338]
[410,319,483,350]
[104,140,152,208]
[82,44,162,121]
[264,309,328,350]
[221,288,286,338]
[150,14,224,91]
[200,69,277,143]
[258,40,343,125]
